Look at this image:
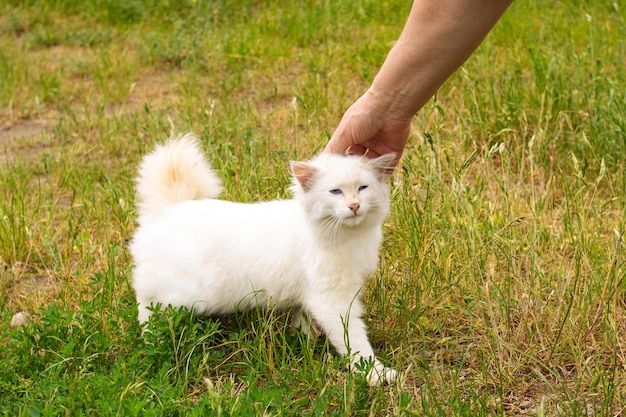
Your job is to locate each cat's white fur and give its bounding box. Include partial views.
[130,133,397,386]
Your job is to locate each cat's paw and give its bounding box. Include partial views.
[366,362,398,387]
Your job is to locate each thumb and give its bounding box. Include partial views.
[324,130,352,154]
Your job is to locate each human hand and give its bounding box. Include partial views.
[324,91,411,170]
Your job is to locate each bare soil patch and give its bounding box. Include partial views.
[0,118,52,143]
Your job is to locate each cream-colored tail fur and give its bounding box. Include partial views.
[135,133,222,222]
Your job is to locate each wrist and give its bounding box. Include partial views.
[363,83,418,123]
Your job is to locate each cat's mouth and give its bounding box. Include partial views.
[341,213,364,226]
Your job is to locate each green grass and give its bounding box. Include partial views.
[1,0,625,415]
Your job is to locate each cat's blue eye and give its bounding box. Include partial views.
[358,185,368,192]
[329,189,343,195]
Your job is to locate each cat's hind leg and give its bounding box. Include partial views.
[137,302,153,324]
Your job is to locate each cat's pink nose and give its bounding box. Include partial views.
[349,202,360,214]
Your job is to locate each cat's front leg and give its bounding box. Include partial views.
[364,359,398,387]
[305,296,397,386]
[291,308,322,340]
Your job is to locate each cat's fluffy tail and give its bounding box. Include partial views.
[135,133,222,221]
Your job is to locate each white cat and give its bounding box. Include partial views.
[130,134,397,386]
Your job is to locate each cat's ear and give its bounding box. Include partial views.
[291,161,318,192]
[367,153,397,180]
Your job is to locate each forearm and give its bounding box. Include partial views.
[368,0,513,120]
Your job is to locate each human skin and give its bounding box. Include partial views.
[325,0,514,168]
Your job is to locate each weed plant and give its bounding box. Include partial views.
[1,0,625,415]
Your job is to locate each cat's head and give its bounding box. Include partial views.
[290,153,395,228]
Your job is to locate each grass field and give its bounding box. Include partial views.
[1,0,625,415]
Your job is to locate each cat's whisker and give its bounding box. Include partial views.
[328,217,343,245]
[330,217,344,245]
[319,215,343,246]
